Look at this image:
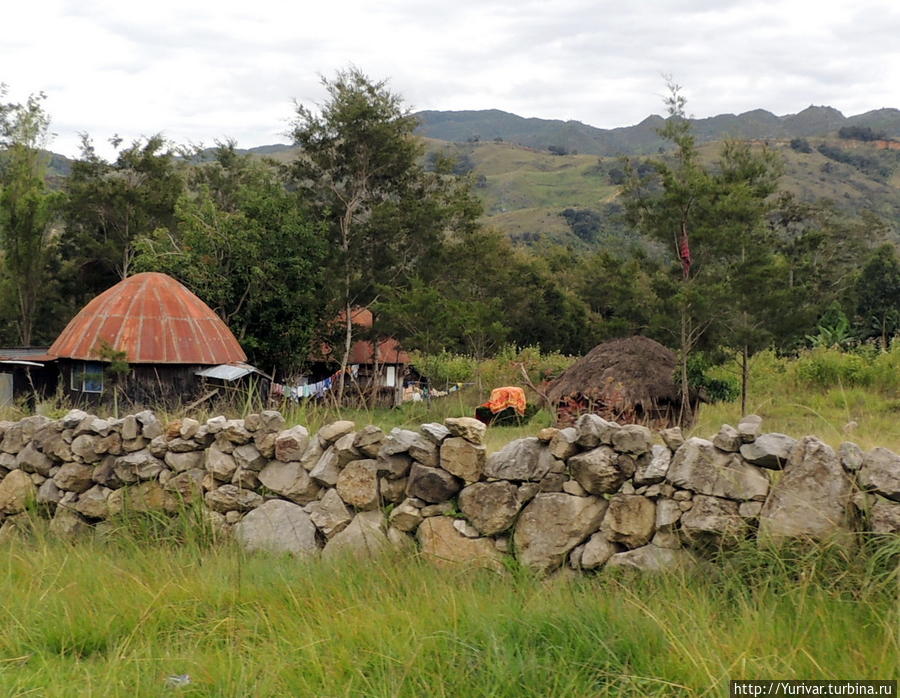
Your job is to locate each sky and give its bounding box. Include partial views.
[3,0,899,158]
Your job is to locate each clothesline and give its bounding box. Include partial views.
[270,365,360,401]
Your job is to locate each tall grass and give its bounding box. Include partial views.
[0,520,896,696]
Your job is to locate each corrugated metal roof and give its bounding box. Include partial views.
[49,272,247,365]
[195,363,261,381]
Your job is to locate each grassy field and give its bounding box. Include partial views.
[0,524,896,697]
[2,348,900,695]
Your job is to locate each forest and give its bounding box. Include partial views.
[1,73,898,397]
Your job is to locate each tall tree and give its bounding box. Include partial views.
[133,143,327,375]
[287,68,445,399]
[0,88,62,345]
[853,244,900,351]
[61,134,183,305]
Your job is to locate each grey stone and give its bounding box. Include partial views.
[569,446,634,494]
[739,501,763,518]
[231,467,260,490]
[309,447,341,486]
[333,432,361,465]
[606,545,693,573]
[575,413,618,448]
[71,434,102,464]
[681,495,749,547]
[37,478,62,505]
[353,425,385,457]
[601,494,656,549]
[234,499,318,555]
[440,437,486,483]
[579,532,619,570]
[839,442,865,473]
[376,452,412,479]
[660,427,685,450]
[204,485,264,513]
[163,469,205,502]
[336,459,381,510]
[713,424,742,452]
[233,443,267,471]
[655,498,682,529]
[513,493,608,575]
[15,442,54,476]
[417,516,504,571]
[611,424,653,455]
[484,437,547,481]
[759,437,853,542]
[562,479,587,497]
[869,495,900,534]
[453,518,481,538]
[458,481,522,536]
[164,450,204,473]
[737,415,763,443]
[0,470,35,514]
[305,488,353,539]
[205,442,238,481]
[668,438,770,501]
[420,501,454,517]
[651,529,682,550]
[323,510,391,560]
[739,433,797,470]
[379,476,407,503]
[107,481,179,515]
[49,506,92,539]
[258,460,321,505]
[419,423,450,444]
[53,462,95,493]
[72,485,112,519]
[858,447,900,501]
[135,410,164,439]
[634,445,671,485]
[548,427,579,460]
[259,410,285,433]
[388,499,423,532]
[405,463,462,503]
[317,420,355,444]
[444,417,487,445]
[114,449,164,483]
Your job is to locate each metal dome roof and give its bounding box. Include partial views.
[49,272,247,365]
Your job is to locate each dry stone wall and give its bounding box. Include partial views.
[0,409,898,574]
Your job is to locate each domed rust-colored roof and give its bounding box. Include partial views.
[49,272,247,365]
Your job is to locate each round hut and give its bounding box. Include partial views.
[49,272,249,404]
[546,336,693,428]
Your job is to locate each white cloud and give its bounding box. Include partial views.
[2,0,898,157]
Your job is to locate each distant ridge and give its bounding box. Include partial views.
[414,106,900,156]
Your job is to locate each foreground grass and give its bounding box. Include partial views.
[0,526,897,697]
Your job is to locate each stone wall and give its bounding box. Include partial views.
[0,410,897,574]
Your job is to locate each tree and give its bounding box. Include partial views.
[287,68,447,399]
[623,81,785,420]
[61,134,183,306]
[854,244,900,351]
[0,87,63,345]
[134,143,327,375]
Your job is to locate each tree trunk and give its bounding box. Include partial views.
[679,306,693,427]
[741,344,749,417]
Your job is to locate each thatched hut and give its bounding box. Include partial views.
[546,336,695,428]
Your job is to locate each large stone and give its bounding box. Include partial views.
[600,494,656,549]
[336,459,381,510]
[444,417,487,445]
[333,433,361,465]
[204,485,264,514]
[114,449,164,483]
[440,437,486,483]
[569,446,634,495]
[419,423,450,445]
[680,494,748,547]
[205,442,238,481]
[458,481,522,536]
[163,469,205,502]
[655,498,682,530]
[839,442,865,473]
[15,442,54,476]
[71,434,102,464]
[417,516,504,571]
[233,443,267,471]
[258,410,285,433]
[258,460,320,505]
[234,499,318,555]
[610,424,653,455]
[484,438,549,481]
[322,510,390,560]
[305,488,353,539]
[408,435,439,468]
[53,462,95,493]
[376,453,412,479]
[513,493,608,575]
[869,495,900,534]
[49,507,92,539]
[309,447,341,487]
[660,427,685,451]
[739,433,797,470]
[634,445,671,486]
[712,424,742,452]
[37,478,62,505]
[574,413,619,448]
[758,437,853,542]
[353,425,385,457]
[858,448,900,501]
[0,470,36,514]
[379,476,407,503]
[737,415,763,443]
[72,485,112,519]
[164,450,204,473]
[317,420,355,444]
[668,438,770,501]
[107,481,179,515]
[405,463,462,503]
[135,410,164,439]
[220,420,252,445]
[548,427,579,460]
[579,532,619,570]
[606,545,693,573]
[388,499,423,532]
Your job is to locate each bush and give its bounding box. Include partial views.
[794,347,870,388]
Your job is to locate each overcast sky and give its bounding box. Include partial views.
[4,0,899,158]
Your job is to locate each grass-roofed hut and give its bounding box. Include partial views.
[546,336,696,428]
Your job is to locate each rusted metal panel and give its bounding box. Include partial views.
[49,272,246,365]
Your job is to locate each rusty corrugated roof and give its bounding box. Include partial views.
[49,272,247,365]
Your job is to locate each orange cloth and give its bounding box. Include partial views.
[481,386,527,416]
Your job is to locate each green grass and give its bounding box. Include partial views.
[0,523,896,697]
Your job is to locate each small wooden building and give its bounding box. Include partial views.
[45,272,262,406]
